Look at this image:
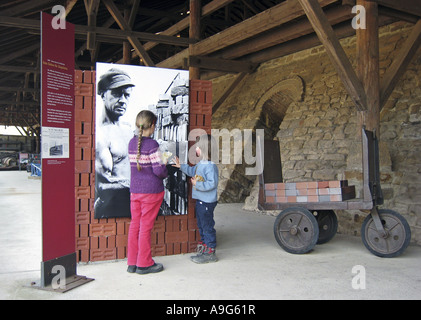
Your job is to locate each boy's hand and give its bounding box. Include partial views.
[172,156,181,168]
[190,176,197,186]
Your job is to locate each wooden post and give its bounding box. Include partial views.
[123,7,131,64]
[189,0,201,80]
[356,0,380,133]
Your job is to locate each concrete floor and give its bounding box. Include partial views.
[1,170,421,300]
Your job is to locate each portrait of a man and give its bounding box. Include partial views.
[94,68,134,218]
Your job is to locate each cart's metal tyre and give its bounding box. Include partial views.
[313,210,338,244]
[361,209,411,258]
[274,207,319,254]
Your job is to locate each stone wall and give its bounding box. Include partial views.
[211,22,421,246]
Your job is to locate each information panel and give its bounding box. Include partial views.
[41,12,75,267]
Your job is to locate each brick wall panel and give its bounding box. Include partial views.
[74,73,211,262]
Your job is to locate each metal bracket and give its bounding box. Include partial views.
[370,207,388,238]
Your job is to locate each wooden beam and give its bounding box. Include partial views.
[380,19,421,108]
[212,73,248,114]
[189,56,259,73]
[84,0,100,51]
[189,0,202,80]
[158,0,336,69]
[0,0,54,16]
[297,0,367,111]
[375,0,421,18]
[65,0,79,17]
[215,5,354,60]
[0,87,38,93]
[102,0,155,66]
[356,0,380,132]
[0,65,39,74]
[0,16,193,47]
[142,0,236,52]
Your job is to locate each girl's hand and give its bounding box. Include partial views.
[172,156,181,168]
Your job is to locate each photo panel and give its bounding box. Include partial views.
[94,62,189,219]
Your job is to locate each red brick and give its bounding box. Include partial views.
[75,186,90,199]
[117,247,126,259]
[90,223,116,236]
[76,237,89,250]
[75,160,91,173]
[90,248,116,262]
[75,95,84,109]
[90,237,99,249]
[318,188,330,195]
[79,250,89,262]
[308,181,318,189]
[151,244,166,256]
[276,189,285,197]
[75,83,93,96]
[296,182,308,189]
[308,195,319,202]
[74,70,83,83]
[83,71,93,83]
[276,196,287,203]
[266,196,275,203]
[308,188,318,196]
[297,188,308,196]
[265,183,275,190]
[287,196,297,202]
[80,173,90,186]
[318,181,330,188]
[76,211,90,225]
[165,231,188,243]
[275,183,286,190]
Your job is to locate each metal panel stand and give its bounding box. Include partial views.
[29,253,94,293]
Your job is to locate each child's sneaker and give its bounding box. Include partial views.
[190,246,218,264]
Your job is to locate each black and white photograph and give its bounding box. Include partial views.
[94,62,189,219]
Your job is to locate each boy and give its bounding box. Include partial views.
[173,134,219,263]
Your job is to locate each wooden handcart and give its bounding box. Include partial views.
[258,129,411,257]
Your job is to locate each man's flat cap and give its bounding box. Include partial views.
[97,68,135,95]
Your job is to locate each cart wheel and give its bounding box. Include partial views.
[274,207,319,254]
[361,209,411,258]
[313,210,338,244]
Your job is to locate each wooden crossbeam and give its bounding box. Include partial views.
[102,0,154,66]
[380,19,421,108]
[212,72,248,114]
[0,16,192,47]
[297,0,367,111]
[375,0,421,18]
[159,0,336,69]
[189,56,259,73]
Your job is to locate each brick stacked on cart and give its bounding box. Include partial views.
[264,180,356,203]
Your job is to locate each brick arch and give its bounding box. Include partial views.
[254,76,305,138]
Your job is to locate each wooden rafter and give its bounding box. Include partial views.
[158,0,337,69]
[297,0,367,111]
[102,0,154,66]
[380,19,421,108]
[0,16,192,47]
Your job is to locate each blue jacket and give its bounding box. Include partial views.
[180,160,218,203]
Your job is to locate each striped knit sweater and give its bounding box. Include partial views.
[128,136,168,194]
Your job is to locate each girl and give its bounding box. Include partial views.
[127,110,167,274]
[173,134,219,264]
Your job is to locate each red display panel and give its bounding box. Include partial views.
[41,12,75,262]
